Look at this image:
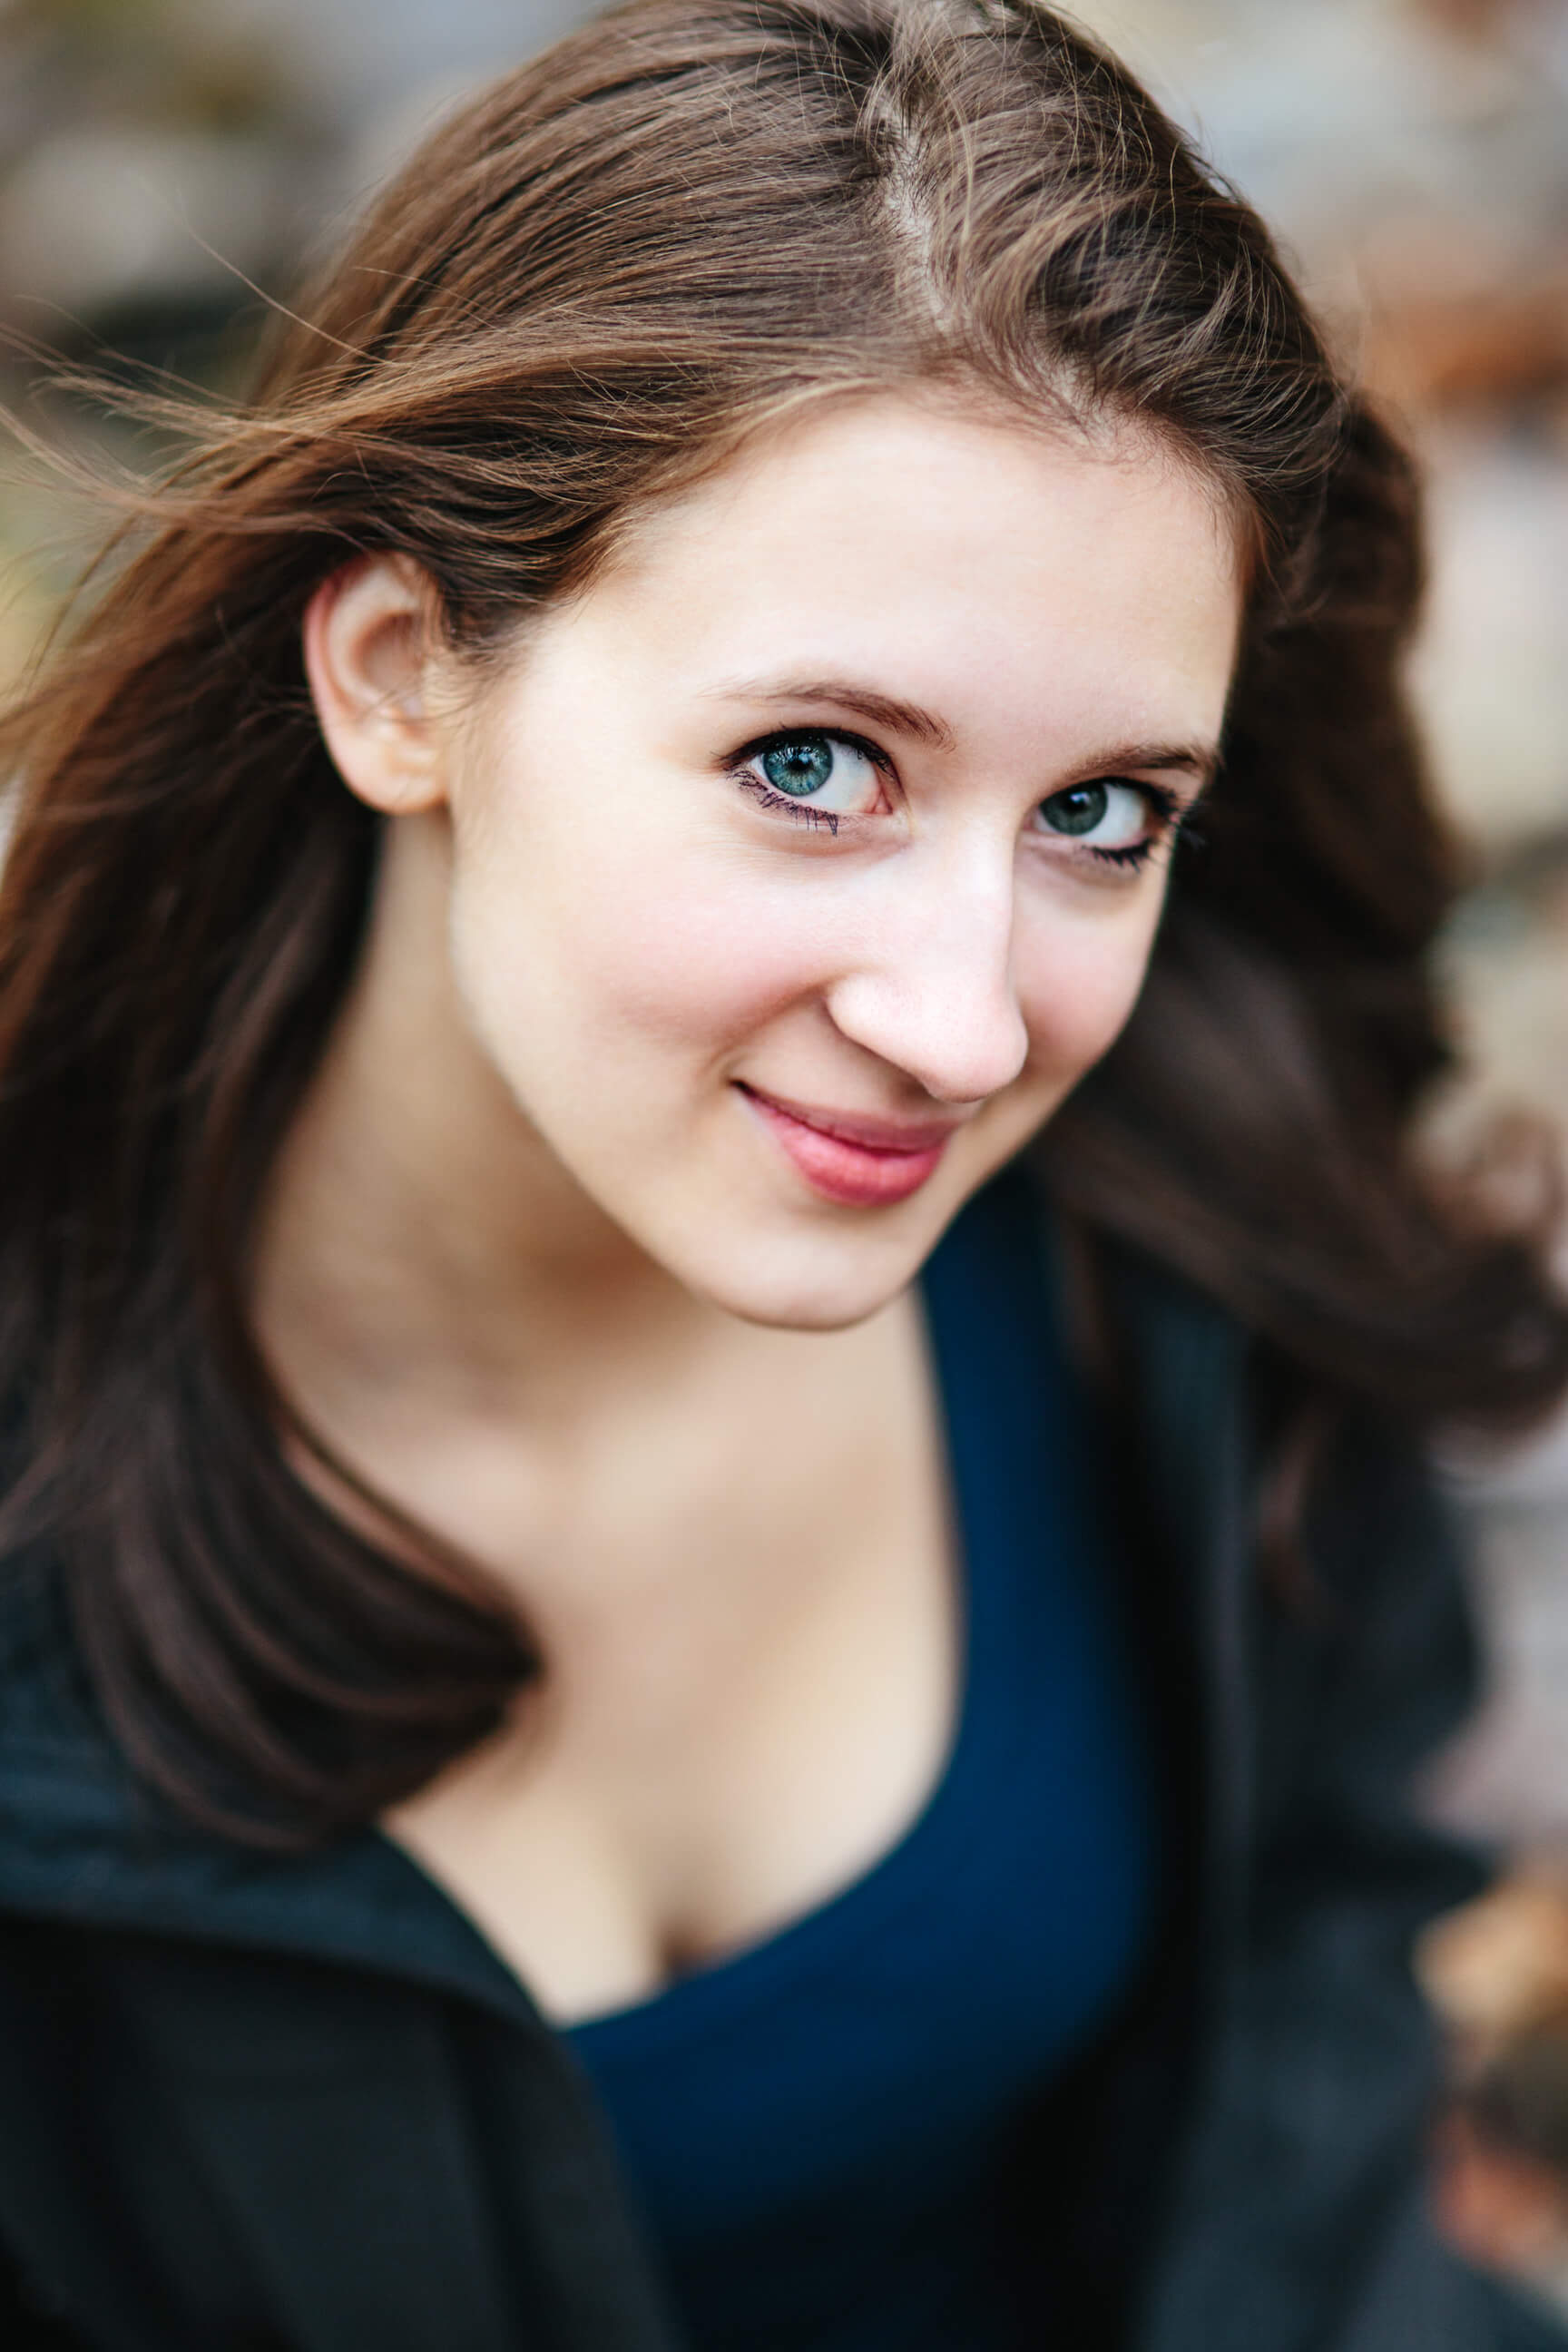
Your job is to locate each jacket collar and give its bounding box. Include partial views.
[0,1562,539,2030]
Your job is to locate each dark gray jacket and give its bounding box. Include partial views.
[0,1254,1561,2352]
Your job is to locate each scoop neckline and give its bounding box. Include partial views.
[563,1206,1034,2044]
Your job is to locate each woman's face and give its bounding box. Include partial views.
[337,397,1243,1330]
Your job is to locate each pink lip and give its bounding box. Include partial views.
[738,1084,958,1208]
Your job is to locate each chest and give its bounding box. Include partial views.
[386,1288,961,2020]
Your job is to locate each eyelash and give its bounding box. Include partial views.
[726,727,893,839]
[1083,781,1185,871]
[740,785,844,834]
[725,728,1188,868]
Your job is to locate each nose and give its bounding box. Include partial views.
[824,845,1029,1106]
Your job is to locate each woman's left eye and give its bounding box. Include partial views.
[733,730,887,823]
[1031,779,1172,867]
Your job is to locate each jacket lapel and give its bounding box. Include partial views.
[109,1936,531,2352]
[1109,1250,1256,2012]
[0,1651,684,2352]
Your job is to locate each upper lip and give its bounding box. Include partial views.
[738,1083,968,1154]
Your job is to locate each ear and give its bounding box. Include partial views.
[302,554,450,815]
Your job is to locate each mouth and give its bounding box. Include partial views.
[736,1083,960,1208]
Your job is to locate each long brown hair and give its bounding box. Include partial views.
[1,0,1561,1842]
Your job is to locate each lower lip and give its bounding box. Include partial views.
[740,1089,951,1208]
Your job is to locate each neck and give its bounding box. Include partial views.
[252,814,721,1424]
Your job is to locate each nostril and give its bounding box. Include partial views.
[824,966,1028,1108]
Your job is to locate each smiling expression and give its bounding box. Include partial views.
[374,395,1245,1329]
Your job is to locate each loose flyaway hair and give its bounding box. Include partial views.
[1,0,1562,1840]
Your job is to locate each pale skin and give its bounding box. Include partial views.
[259,393,1243,2023]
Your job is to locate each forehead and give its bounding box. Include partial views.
[550,394,1246,750]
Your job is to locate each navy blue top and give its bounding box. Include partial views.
[567,1168,1153,2351]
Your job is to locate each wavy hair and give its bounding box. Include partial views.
[1,0,1561,1839]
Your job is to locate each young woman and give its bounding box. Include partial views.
[0,2,1564,2347]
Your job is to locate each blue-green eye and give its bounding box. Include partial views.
[736,730,887,821]
[1039,780,1110,837]
[1033,779,1155,858]
[761,740,835,798]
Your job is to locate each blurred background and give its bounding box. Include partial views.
[2,0,1567,2317]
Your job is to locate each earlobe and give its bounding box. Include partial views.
[302,554,449,815]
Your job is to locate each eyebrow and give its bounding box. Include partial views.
[1073,739,1220,794]
[703,674,957,751]
[705,674,1219,793]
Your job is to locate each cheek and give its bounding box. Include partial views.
[587,892,816,1060]
[1014,901,1161,1083]
[456,800,833,1072]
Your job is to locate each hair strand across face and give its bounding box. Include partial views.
[0,0,1562,1842]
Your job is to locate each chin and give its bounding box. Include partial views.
[683,1226,934,1334]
